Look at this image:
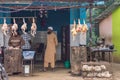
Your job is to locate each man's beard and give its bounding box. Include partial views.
[47,32,52,34]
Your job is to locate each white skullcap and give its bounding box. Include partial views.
[48,26,53,30]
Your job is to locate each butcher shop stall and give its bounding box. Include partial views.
[0,0,119,80]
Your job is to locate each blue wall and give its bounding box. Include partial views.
[47,10,70,42]
[0,9,11,24]
[1,8,86,42]
[70,8,86,24]
[70,8,80,24]
[11,10,70,42]
[80,8,86,24]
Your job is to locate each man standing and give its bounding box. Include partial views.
[21,30,31,50]
[44,26,58,71]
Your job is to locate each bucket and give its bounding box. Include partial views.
[64,60,70,69]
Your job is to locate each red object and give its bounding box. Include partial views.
[76,27,82,32]
[41,18,46,27]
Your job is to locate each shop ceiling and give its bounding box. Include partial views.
[0,0,108,3]
[0,0,108,12]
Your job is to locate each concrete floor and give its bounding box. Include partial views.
[9,63,120,80]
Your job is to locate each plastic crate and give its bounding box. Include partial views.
[23,51,35,60]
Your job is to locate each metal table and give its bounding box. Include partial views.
[90,47,116,62]
[81,47,116,79]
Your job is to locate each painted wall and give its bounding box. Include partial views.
[70,8,86,47]
[47,10,70,42]
[0,8,11,24]
[99,7,120,63]
[99,15,112,45]
[70,8,80,24]
[112,7,120,63]
[70,8,80,46]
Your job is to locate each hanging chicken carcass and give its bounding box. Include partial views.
[82,20,88,32]
[21,18,27,34]
[71,20,77,40]
[1,18,8,36]
[31,18,37,37]
[76,19,82,32]
[11,19,18,35]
